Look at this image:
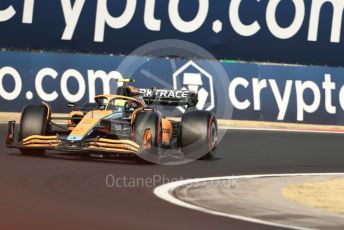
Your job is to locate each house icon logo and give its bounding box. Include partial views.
[173,60,215,112]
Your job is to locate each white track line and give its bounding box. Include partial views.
[1,122,344,134]
[154,173,344,230]
[219,126,344,134]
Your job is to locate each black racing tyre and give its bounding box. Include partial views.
[19,105,50,156]
[133,111,162,163]
[181,110,218,160]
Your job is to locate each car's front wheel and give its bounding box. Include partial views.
[19,104,50,156]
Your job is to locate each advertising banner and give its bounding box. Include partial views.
[1,51,344,125]
[0,0,344,66]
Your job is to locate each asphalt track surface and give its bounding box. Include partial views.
[1,124,344,230]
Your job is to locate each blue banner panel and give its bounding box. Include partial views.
[1,51,344,125]
[0,0,344,66]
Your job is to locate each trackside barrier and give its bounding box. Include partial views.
[1,51,344,125]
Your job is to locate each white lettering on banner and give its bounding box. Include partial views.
[0,67,22,101]
[61,0,85,40]
[144,0,161,31]
[3,65,344,123]
[0,3,16,22]
[226,76,334,121]
[252,79,267,111]
[308,0,344,43]
[169,0,209,33]
[322,74,336,114]
[87,70,123,102]
[266,0,305,39]
[76,0,344,44]
[269,79,293,121]
[229,0,261,37]
[95,0,137,42]
[339,85,344,111]
[73,0,344,44]
[22,0,35,23]
[60,69,86,102]
[295,80,321,121]
[0,0,343,45]
[0,0,35,23]
[35,68,59,102]
[229,77,251,110]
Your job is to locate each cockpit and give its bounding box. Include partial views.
[107,98,140,112]
[94,96,144,115]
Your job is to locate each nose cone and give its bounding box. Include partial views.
[68,110,113,141]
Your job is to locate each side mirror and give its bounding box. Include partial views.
[67,103,77,108]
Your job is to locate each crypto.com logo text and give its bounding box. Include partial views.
[0,0,343,43]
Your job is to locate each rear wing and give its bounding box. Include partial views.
[115,79,198,107]
[138,88,198,107]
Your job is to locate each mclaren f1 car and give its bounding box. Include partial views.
[5,79,218,163]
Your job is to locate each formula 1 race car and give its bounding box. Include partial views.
[5,79,218,163]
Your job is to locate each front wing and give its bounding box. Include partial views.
[6,121,148,155]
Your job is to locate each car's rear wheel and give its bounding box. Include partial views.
[181,110,218,160]
[19,104,50,156]
[133,111,162,163]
